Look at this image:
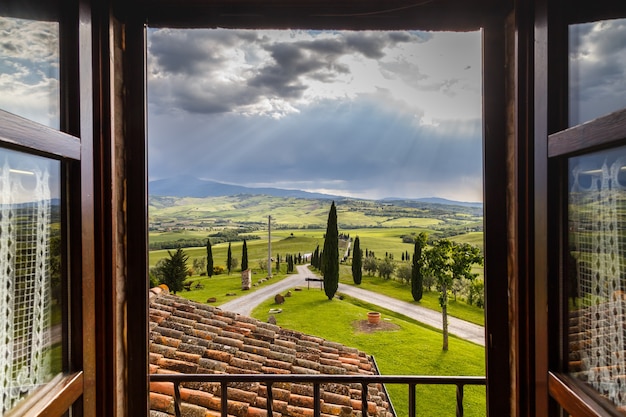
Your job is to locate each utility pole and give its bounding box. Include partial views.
[267,215,273,278]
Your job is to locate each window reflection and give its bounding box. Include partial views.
[0,147,63,413]
[0,16,59,129]
[568,146,626,411]
[569,18,626,127]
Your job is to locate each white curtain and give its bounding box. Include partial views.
[0,161,52,415]
[571,158,626,408]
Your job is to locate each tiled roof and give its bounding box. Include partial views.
[149,287,393,417]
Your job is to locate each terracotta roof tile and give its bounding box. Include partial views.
[149,292,393,417]
[198,358,228,373]
[266,350,296,363]
[176,342,205,355]
[157,357,199,374]
[290,365,320,375]
[235,350,267,364]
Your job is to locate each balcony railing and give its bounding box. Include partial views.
[149,373,486,417]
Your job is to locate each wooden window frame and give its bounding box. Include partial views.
[116,1,513,416]
[534,0,626,415]
[546,108,626,417]
[0,0,96,415]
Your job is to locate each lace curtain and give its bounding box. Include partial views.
[569,155,626,409]
[0,158,53,415]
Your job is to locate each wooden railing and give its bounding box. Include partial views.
[149,373,486,417]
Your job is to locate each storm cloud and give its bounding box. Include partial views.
[147,29,484,201]
[569,18,626,125]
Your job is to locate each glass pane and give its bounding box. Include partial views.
[568,145,626,410]
[569,18,626,127]
[0,16,59,129]
[0,147,63,413]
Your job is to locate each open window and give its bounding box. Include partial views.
[546,10,626,417]
[0,1,95,415]
[120,1,512,416]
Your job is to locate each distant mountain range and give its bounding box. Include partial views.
[148,175,482,208]
[149,175,338,200]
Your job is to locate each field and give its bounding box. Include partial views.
[149,193,487,415]
[149,194,482,232]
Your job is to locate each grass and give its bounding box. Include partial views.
[251,289,486,417]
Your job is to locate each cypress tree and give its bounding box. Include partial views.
[206,239,214,277]
[227,242,232,275]
[312,245,320,269]
[352,236,362,285]
[241,239,248,271]
[323,201,339,299]
[411,232,428,301]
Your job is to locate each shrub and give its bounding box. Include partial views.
[377,257,395,280]
[363,256,377,275]
[396,263,412,284]
[213,265,225,275]
[468,278,485,308]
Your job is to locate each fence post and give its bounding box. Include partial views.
[408,383,416,417]
[221,381,228,417]
[456,383,464,417]
[314,382,321,417]
[173,381,182,417]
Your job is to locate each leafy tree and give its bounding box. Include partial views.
[159,248,189,294]
[426,239,483,351]
[149,258,166,288]
[206,239,214,277]
[241,239,248,271]
[276,253,280,272]
[351,236,362,285]
[193,257,206,276]
[426,239,453,350]
[322,202,339,299]
[363,255,377,275]
[226,242,233,275]
[468,278,485,308]
[377,256,395,280]
[411,233,428,302]
[396,263,412,284]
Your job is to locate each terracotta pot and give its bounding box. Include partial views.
[367,311,381,324]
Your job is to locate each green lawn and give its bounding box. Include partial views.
[251,289,486,417]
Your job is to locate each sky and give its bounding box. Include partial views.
[0,17,59,128]
[1,18,625,202]
[147,29,484,202]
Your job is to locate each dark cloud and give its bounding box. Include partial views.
[146,29,482,200]
[148,97,482,199]
[148,29,429,116]
[569,18,626,125]
[149,29,257,75]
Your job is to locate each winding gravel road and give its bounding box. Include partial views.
[219,264,485,346]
